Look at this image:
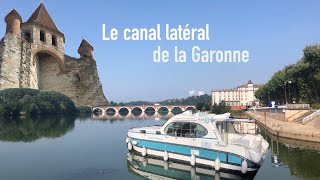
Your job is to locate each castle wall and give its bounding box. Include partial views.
[0,33,21,89]
[21,25,65,63]
[64,55,107,106]
[36,53,80,104]
[19,37,35,88]
[0,11,107,107]
[0,33,107,106]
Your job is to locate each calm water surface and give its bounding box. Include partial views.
[0,115,319,180]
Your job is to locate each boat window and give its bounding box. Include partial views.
[191,123,208,138]
[164,122,208,138]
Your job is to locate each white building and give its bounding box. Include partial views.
[211,80,262,106]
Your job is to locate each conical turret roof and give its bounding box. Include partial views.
[78,38,94,52]
[26,3,61,34]
[5,9,22,22]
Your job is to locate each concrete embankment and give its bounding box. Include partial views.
[247,111,320,143]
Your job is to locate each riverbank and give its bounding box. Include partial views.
[247,111,320,143]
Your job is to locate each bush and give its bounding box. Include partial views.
[230,110,246,116]
[0,88,77,116]
[77,106,92,114]
[311,102,320,110]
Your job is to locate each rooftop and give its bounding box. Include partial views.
[24,3,62,35]
[211,81,263,92]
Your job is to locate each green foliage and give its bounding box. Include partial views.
[211,101,231,114]
[124,101,152,106]
[256,44,320,106]
[77,106,92,114]
[0,88,77,116]
[311,102,320,109]
[230,110,246,116]
[159,94,211,106]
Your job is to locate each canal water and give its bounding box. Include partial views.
[0,115,319,180]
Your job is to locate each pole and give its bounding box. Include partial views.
[288,81,291,103]
[284,84,287,104]
[265,111,267,129]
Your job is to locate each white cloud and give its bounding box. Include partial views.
[188,90,196,96]
[198,91,205,96]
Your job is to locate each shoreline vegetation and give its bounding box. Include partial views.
[255,44,320,108]
[0,88,90,116]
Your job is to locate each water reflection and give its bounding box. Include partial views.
[256,125,320,180]
[127,153,253,180]
[0,115,75,142]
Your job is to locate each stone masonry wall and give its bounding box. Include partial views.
[64,55,107,106]
[19,38,34,88]
[0,33,21,89]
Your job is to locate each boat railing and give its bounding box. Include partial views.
[303,109,320,124]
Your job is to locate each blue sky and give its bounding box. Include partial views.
[1,1,320,102]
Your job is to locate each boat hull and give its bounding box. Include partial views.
[127,136,261,173]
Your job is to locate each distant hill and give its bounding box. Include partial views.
[125,101,154,106]
[158,94,211,105]
[124,94,211,106]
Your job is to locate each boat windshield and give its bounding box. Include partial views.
[216,121,237,134]
[216,121,238,143]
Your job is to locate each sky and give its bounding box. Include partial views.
[1,0,320,102]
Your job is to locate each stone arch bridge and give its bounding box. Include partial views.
[92,105,196,119]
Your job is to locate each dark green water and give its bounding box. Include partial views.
[0,116,319,180]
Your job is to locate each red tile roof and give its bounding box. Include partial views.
[5,9,22,22]
[25,3,62,34]
[211,81,264,92]
[78,38,94,52]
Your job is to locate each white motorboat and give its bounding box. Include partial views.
[126,111,269,174]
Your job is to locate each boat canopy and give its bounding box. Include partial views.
[176,111,253,123]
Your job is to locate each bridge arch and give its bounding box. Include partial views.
[132,107,143,116]
[145,106,156,116]
[92,107,102,114]
[171,106,183,115]
[119,107,129,116]
[158,106,169,116]
[185,106,196,112]
[35,50,66,90]
[106,107,116,116]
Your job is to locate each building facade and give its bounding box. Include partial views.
[0,4,107,106]
[211,80,262,107]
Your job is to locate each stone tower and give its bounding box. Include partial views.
[5,9,22,35]
[0,3,107,106]
[78,38,94,58]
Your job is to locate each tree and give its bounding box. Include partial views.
[255,44,320,105]
[0,88,77,116]
[303,45,320,101]
[211,101,230,114]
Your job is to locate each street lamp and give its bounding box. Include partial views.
[288,81,291,103]
[283,81,292,104]
[283,83,287,104]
